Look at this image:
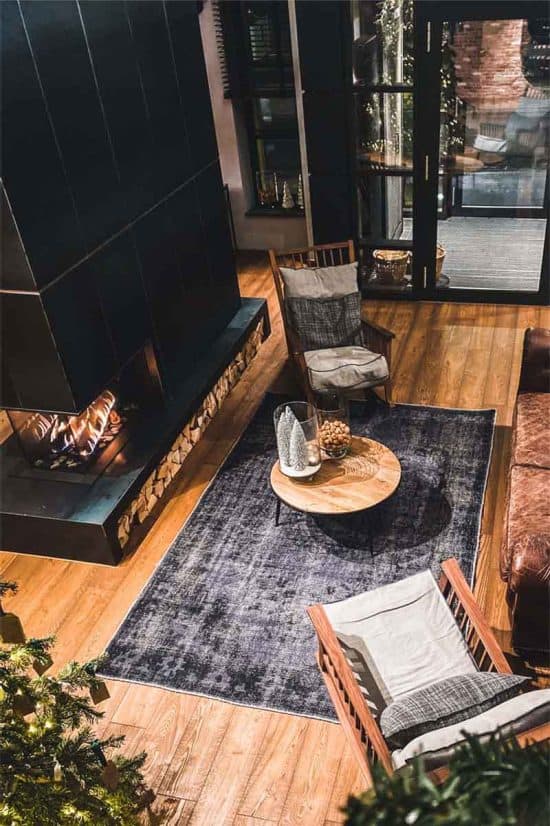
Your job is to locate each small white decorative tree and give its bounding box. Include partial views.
[289,420,308,471]
[281,180,295,209]
[276,406,296,466]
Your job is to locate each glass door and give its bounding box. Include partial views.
[351,0,415,295]
[415,1,549,304]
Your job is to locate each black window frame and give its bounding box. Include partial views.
[216,0,304,215]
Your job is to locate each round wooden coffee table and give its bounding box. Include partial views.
[270,435,401,522]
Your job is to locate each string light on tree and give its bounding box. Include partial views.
[0,578,152,825]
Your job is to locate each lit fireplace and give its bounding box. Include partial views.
[17,390,124,468]
[6,345,162,474]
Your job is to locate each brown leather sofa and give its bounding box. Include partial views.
[501,327,550,660]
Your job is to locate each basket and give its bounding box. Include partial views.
[373,249,409,284]
[435,244,446,281]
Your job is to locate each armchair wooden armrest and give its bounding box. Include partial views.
[361,319,394,385]
[284,326,316,404]
[307,603,393,783]
[361,318,395,340]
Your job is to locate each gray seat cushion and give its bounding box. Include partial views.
[392,689,550,771]
[279,262,358,298]
[380,672,529,749]
[286,292,363,351]
[304,346,388,392]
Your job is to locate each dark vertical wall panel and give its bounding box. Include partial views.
[131,201,188,384]
[1,0,85,285]
[20,0,126,251]
[1,0,240,411]
[1,184,35,291]
[1,293,75,411]
[166,0,218,172]
[195,162,241,321]
[296,0,347,92]
[88,231,151,367]
[78,0,161,219]
[168,183,215,360]
[296,0,354,244]
[41,260,117,410]
[125,0,192,196]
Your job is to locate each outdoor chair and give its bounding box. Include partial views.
[307,558,550,784]
[269,240,394,405]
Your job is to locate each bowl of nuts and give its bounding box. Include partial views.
[317,406,352,459]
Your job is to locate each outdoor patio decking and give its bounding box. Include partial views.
[401,216,546,293]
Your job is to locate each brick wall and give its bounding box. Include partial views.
[453,20,527,116]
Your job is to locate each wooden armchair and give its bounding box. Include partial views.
[307,558,550,784]
[269,240,395,405]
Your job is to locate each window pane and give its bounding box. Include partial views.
[253,98,297,130]
[356,91,413,168]
[245,2,293,94]
[254,170,301,209]
[436,18,548,293]
[358,175,413,239]
[351,0,414,85]
[256,138,300,172]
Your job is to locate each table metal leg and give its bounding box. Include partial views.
[275,496,281,526]
[367,511,374,557]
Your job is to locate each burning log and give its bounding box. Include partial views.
[18,390,117,463]
[68,390,116,458]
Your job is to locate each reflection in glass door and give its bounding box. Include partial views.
[352,0,415,295]
[434,15,549,295]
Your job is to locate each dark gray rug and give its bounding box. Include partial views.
[100,395,495,720]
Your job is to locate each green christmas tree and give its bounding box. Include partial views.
[344,733,550,826]
[0,580,151,825]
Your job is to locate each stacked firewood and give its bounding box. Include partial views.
[117,319,264,548]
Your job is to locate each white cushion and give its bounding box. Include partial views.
[304,346,388,392]
[473,134,507,153]
[392,688,550,770]
[322,570,477,712]
[279,262,358,299]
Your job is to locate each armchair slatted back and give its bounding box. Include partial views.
[438,558,512,674]
[268,240,356,358]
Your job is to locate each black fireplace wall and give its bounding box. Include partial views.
[1,0,240,414]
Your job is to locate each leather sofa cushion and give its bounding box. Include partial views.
[503,465,550,586]
[512,393,550,469]
[518,328,550,393]
[510,533,550,593]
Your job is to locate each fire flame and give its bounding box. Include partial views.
[20,390,117,460]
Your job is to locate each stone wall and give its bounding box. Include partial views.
[116,317,265,549]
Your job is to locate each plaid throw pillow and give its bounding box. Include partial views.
[286,292,363,352]
[380,672,529,749]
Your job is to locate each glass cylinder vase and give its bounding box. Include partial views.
[273,401,321,478]
[317,395,351,459]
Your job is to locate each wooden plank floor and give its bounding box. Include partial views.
[1,255,549,825]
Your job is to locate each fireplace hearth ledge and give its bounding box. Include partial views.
[0,298,270,565]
